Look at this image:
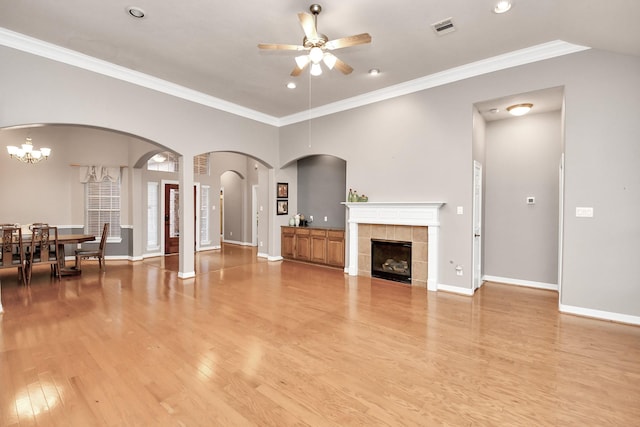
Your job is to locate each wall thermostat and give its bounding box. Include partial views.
[526,196,535,205]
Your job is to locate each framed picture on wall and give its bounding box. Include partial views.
[277,182,289,198]
[277,199,289,215]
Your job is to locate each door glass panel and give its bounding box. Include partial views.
[170,188,180,238]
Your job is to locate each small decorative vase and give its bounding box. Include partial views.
[294,214,300,227]
[289,217,295,226]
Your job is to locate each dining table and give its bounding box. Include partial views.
[1,232,96,276]
[56,234,97,275]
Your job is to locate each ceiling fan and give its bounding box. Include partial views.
[258,4,372,77]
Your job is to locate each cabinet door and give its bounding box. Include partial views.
[295,229,311,261]
[310,234,327,264]
[327,230,345,267]
[281,228,295,259]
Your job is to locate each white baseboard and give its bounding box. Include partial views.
[177,271,195,279]
[483,275,558,291]
[223,239,253,246]
[437,283,475,296]
[268,255,283,262]
[198,245,220,252]
[257,252,269,259]
[559,303,640,326]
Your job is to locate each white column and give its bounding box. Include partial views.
[178,154,195,279]
[348,221,359,275]
[427,226,439,291]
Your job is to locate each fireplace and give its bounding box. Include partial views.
[343,202,443,290]
[371,239,412,284]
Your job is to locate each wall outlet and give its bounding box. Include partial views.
[456,206,463,215]
[260,241,263,247]
[310,215,313,222]
[229,231,232,236]
[324,216,328,222]
[455,265,463,276]
[576,207,594,217]
[526,196,535,205]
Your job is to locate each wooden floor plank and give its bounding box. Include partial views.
[1,245,639,426]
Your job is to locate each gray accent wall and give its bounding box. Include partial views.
[297,155,346,229]
[221,171,244,242]
[484,111,562,284]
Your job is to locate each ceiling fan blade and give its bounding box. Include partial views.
[290,65,305,77]
[258,43,305,51]
[298,12,318,41]
[334,58,354,75]
[325,33,372,50]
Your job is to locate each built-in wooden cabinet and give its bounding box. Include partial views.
[281,226,344,268]
[327,230,346,267]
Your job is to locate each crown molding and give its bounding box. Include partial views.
[0,28,588,128]
[0,27,280,127]
[278,40,590,126]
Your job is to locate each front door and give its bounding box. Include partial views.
[164,184,180,254]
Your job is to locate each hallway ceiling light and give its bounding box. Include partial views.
[494,0,513,14]
[507,103,533,116]
[127,6,145,19]
[6,137,51,164]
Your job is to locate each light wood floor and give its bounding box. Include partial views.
[1,245,639,426]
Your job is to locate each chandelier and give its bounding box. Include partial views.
[6,137,51,164]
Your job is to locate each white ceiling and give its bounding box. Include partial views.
[0,1,638,120]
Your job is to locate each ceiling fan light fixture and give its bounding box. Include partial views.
[309,46,324,64]
[507,103,533,116]
[295,55,310,69]
[310,63,323,76]
[494,0,512,14]
[368,68,380,75]
[323,53,337,70]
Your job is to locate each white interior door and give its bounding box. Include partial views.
[252,185,258,246]
[472,161,483,290]
[558,154,565,305]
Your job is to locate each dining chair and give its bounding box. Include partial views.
[0,226,26,284]
[75,223,109,270]
[25,226,60,285]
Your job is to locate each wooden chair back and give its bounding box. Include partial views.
[26,226,60,284]
[0,226,24,271]
[98,223,109,254]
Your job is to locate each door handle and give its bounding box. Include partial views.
[474,233,481,237]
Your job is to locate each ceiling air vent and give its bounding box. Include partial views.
[432,18,455,36]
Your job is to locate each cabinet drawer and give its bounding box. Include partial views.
[310,229,327,237]
[328,230,344,239]
[282,226,295,236]
[295,228,310,236]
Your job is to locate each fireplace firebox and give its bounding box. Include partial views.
[371,239,412,284]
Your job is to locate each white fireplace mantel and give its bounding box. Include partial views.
[342,202,445,291]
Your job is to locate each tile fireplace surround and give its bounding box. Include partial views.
[343,202,444,291]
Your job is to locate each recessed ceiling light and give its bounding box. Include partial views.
[368,68,380,75]
[507,103,533,116]
[286,82,296,89]
[127,6,145,18]
[494,0,512,14]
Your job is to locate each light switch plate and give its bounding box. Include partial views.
[576,207,594,217]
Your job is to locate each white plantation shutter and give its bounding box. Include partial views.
[147,151,179,172]
[194,154,209,175]
[86,175,121,239]
[147,182,159,250]
[200,185,210,245]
